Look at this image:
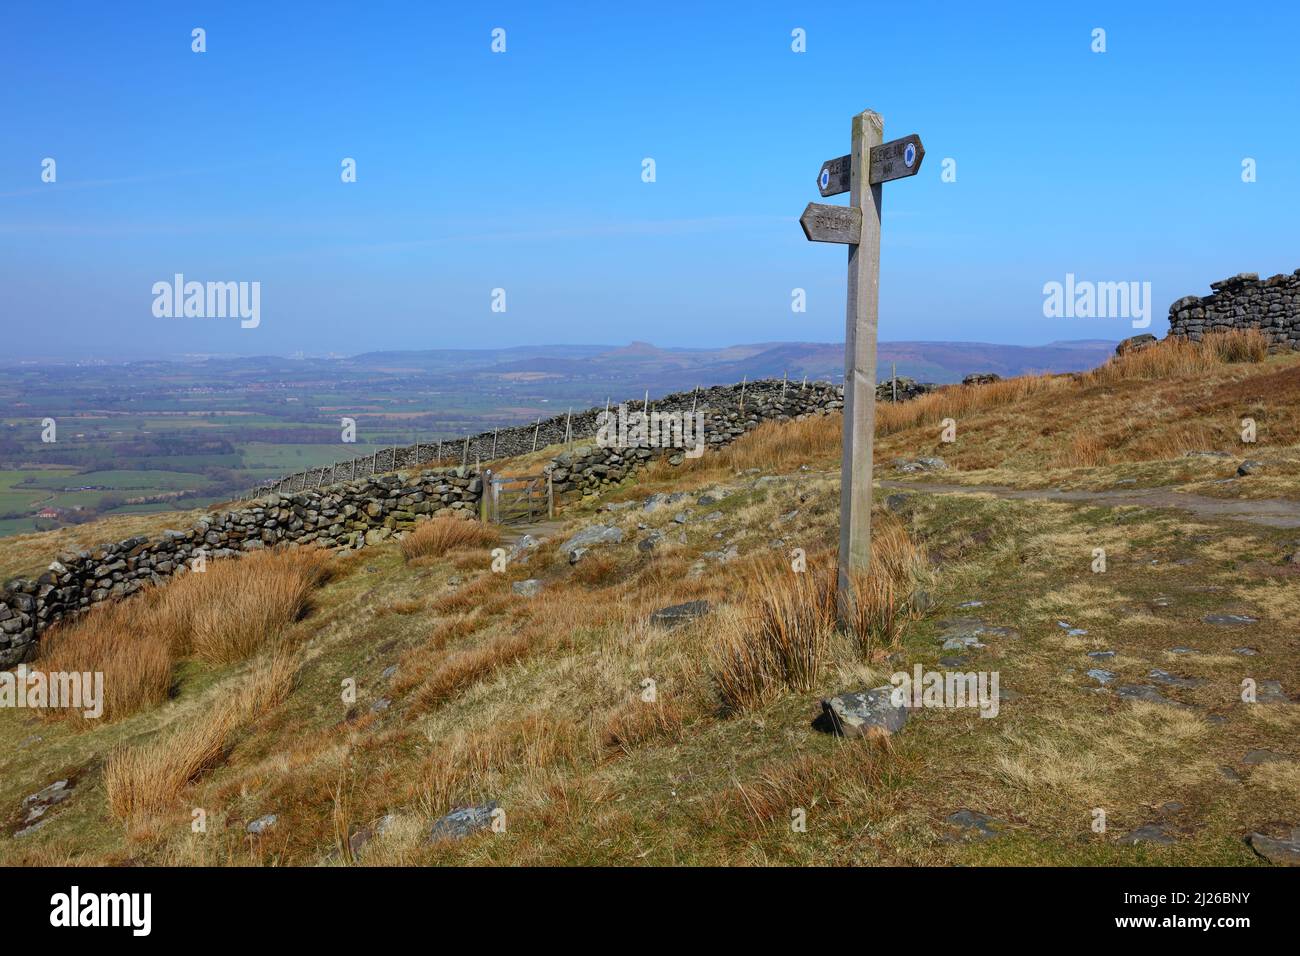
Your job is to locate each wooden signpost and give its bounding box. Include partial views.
[801,109,924,619]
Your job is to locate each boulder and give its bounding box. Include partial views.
[648,600,710,628]
[1115,333,1157,355]
[559,525,624,555]
[429,802,498,842]
[816,687,907,737]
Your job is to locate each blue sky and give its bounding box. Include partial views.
[1,1,1297,358]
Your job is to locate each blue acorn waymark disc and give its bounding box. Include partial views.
[817,154,851,197]
[869,133,925,185]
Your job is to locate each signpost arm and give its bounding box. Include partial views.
[838,109,884,618]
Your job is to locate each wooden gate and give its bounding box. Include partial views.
[484,470,553,525]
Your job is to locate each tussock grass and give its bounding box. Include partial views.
[1087,329,1269,387]
[421,714,583,815]
[31,547,329,725]
[732,736,890,826]
[711,516,927,712]
[36,601,174,724]
[187,549,331,663]
[104,649,300,821]
[601,695,685,754]
[722,413,841,473]
[408,632,535,715]
[401,517,499,562]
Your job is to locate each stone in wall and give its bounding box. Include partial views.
[1167,270,1300,350]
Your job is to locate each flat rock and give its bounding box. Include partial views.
[1242,748,1289,765]
[637,531,663,553]
[649,600,710,628]
[1248,829,1300,866]
[560,525,624,554]
[509,534,540,561]
[1256,680,1290,704]
[247,814,277,835]
[511,579,544,597]
[1204,613,1257,626]
[944,809,1003,842]
[1148,669,1205,689]
[429,802,497,842]
[1118,823,1176,846]
[1117,684,1177,706]
[1086,668,1117,685]
[816,687,907,738]
[22,780,71,811]
[884,493,913,513]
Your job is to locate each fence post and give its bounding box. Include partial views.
[532,417,540,452]
[564,408,572,444]
[547,472,554,519]
[492,428,498,459]
[740,376,747,414]
[480,468,492,521]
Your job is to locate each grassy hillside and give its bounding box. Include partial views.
[2,334,1297,866]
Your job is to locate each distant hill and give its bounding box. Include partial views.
[349,339,1121,390]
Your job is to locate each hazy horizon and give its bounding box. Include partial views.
[0,335,1128,366]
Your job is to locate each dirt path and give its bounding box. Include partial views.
[878,480,1300,529]
[495,518,569,544]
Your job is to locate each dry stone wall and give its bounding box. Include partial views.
[2,378,843,666]
[1168,270,1300,349]
[0,468,482,667]
[258,379,844,495]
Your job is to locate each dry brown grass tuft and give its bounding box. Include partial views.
[711,558,835,714]
[375,599,425,618]
[104,712,235,822]
[732,737,889,825]
[569,552,622,586]
[600,695,685,754]
[1059,432,1109,468]
[876,375,1070,439]
[1086,329,1269,386]
[711,517,926,712]
[103,650,300,822]
[408,632,534,715]
[722,413,841,473]
[841,573,901,659]
[36,601,174,724]
[32,548,326,725]
[400,517,499,562]
[421,714,582,814]
[186,549,331,663]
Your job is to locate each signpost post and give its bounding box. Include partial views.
[801,109,924,620]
